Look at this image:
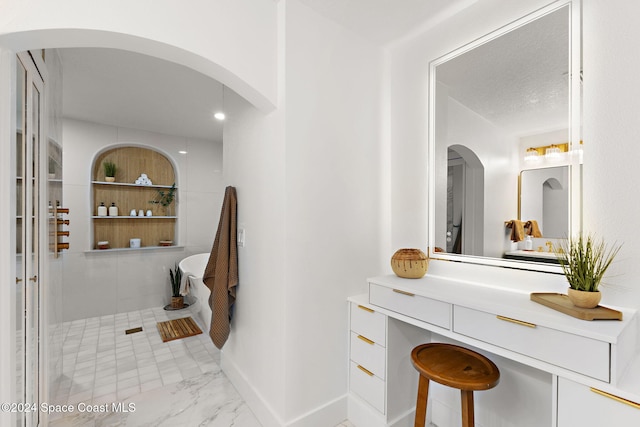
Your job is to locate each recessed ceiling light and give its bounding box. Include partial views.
[178,150,187,154]
[214,112,226,121]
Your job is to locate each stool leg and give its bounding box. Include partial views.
[414,375,429,427]
[460,390,474,427]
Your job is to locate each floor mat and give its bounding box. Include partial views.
[157,317,203,342]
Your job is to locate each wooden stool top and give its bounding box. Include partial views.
[411,343,500,391]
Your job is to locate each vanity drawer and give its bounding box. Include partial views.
[453,306,610,381]
[350,332,385,379]
[349,361,385,413]
[350,302,386,346]
[369,283,451,329]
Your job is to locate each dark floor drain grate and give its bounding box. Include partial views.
[125,327,143,335]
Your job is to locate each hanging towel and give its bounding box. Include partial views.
[506,220,525,242]
[203,186,238,349]
[525,220,543,238]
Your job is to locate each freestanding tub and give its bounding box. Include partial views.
[178,253,211,333]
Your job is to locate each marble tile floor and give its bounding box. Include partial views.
[49,307,355,427]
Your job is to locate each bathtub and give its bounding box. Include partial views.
[179,253,212,333]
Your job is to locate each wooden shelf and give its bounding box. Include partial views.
[87,245,184,253]
[91,181,177,189]
[91,146,177,250]
[92,216,177,219]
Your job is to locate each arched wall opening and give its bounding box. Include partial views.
[0,28,276,113]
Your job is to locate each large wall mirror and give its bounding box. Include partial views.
[428,0,582,270]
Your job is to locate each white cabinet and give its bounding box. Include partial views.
[348,299,428,427]
[453,306,610,381]
[557,377,640,426]
[369,283,451,329]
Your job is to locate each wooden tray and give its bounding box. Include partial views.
[530,293,623,321]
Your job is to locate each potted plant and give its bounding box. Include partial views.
[103,160,117,182]
[555,233,622,308]
[149,183,176,216]
[169,262,184,309]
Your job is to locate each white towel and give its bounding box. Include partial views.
[179,274,192,296]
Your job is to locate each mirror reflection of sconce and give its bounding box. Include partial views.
[524,143,569,162]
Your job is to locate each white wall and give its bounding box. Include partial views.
[283,0,384,422]
[582,0,640,309]
[61,118,223,320]
[221,2,385,426]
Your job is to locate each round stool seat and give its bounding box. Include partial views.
[411,343,500,391]
[411,343,500,427]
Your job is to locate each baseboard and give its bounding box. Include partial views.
[284,394,347,427]
[348,394,415,427]
[221,354,349,427]
[221,354,283,427]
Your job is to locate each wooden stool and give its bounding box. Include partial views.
[411,343,500,427]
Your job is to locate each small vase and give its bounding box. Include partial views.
[105,176,115,182]
[171,296,184,309]
[567,288,601,309]
[391,248,429,279]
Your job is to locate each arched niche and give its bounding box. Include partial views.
[91,145,178,250]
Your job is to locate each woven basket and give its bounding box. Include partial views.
[391,248,428,279]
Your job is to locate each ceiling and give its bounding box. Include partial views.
[60,48,225,141]
[297,0,477,44]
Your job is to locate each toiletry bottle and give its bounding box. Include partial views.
[109,202,118,216]
[98,202,107,216]
[524,235,533,250]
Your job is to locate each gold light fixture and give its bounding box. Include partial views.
[524,143,569,161]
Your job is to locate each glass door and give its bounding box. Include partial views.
[16,52,44,427]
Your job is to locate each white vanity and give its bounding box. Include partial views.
[347,261,640,427]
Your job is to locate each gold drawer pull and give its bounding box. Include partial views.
[357,365,374,377]
[357,335,374,345]
[393,289,415,297]
[590,388,640,409]
[496,315,536,328]
[357,305,374,313]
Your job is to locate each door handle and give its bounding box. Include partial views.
[29,275,37,282]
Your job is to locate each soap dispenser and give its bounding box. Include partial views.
[524,235,533,251]
[97,202,107,217]
[108,202,118,217]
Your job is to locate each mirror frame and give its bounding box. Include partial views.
[428,0,582,273]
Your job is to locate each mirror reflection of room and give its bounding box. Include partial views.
[432,4,579,264]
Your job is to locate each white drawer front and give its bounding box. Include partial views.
[351,302,386,346]
[349,361,385,413]
[369,283,451,329]
[453,306,610,382]
[350,332,386,379]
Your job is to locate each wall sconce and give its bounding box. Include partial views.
[524,147,541,161]
[545,144,562,158]
[524,143,569,161]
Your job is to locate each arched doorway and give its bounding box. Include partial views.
[447,144,484,256]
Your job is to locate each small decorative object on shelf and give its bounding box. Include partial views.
[108,202,118,216]
[135,173,152,185]
[103,160,117,182]
[159,240,173,247]
[97,202,107,216]
[555,233,622,308]
[149,183,176,216]
[97,241,110,250]
[391,248,429,279]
